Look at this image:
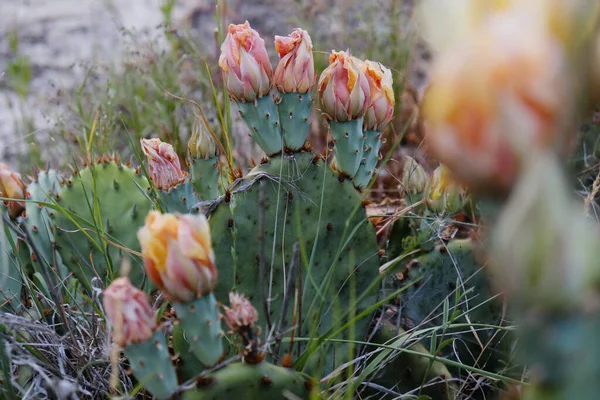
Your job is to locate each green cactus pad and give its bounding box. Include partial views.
[394,239,510,371]
[53,161,153,291]
[353,130,382,189]
[124,331,178,400]
[22,169,67,277]
[173,293,224,367]
[181,361,312,400]
[366,323,455,399]
[189,157,221,200]
[156,179,200,214]
[236,96,283,156]
[208,151,380,369]
[329,119,365,178]
[276,91,312,151]
[0,218,22,311]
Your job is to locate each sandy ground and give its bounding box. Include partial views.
[0,0,423,167]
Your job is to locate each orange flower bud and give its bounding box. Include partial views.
[103,277,156,347]
[137,211,216,303]
[317,51,371,122]
[141,138,186,190]
[0,163,25,219]
[359,60,395,131]
[218,21,273,102]
[273,28,315,94]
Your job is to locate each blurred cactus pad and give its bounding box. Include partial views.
[0,5,538,400]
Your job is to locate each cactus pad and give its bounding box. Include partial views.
[181,361,312,400]
[54,160,153,291]
[208,151,380,367]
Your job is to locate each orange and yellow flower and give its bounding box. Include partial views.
[0,163,25,219]
[137,211,216,303]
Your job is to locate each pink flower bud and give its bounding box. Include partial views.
[103,277,157,347]
[137,211,217,303]
[0,163,25,219]
[140,138,186,190]
[317,51,371,122]
[359,60,395,131]
[273,28,315,94]
[222,292,259,332]
[218,21,273,102]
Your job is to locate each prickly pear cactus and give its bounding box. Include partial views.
[53,159,153,291]
[181,362,313,400]
[0,218,22,311]
[394,239,510,371]
[21,169,66,276]
[208,151,380,368]
[156,179,200,214]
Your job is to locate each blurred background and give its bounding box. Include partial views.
[0,0,428,181]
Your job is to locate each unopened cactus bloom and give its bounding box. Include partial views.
[219,21,273,102]
[273,28,315,94]
[141,138,186,190]
[222,292,259,332]
[425,164,468,213]
[401,156,428,195]
[188,117,217,159]
[0,162,25,218]
[103,277,157,347]
[359,60,395,131]
[422,12,569,194]
[318,50,371,122]
[137,211,217,303]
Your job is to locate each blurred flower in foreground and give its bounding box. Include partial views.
[273,28,315,94]
[318,50,370,122]
[141,138,186,190]
[425,164,468,214]
[219,21,273,102]
[103,277,156,347]
[0,163,25,219]
[422,10,571,194]
[359,60,395,131]
[491,154,600,308]
[137,211,217,303]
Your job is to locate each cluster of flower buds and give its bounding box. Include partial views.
[137,211,217,303]
[102,277,157,347]
[0,163,25,219]
[420,0,598,194]
[141,138,186,190]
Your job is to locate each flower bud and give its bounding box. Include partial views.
[137,211,217,303]
[141,138,187,190]
[222,292,259,332]
[0,163,25,219]
[188,117,217,159]
[102,277,156,347]
[422,11,570,194]
[218,21,273,102]
[359,60,395,131]
[401,156,428,195]
[425,164,468,214]
[317,51,371,122]
[273,28,315,94]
